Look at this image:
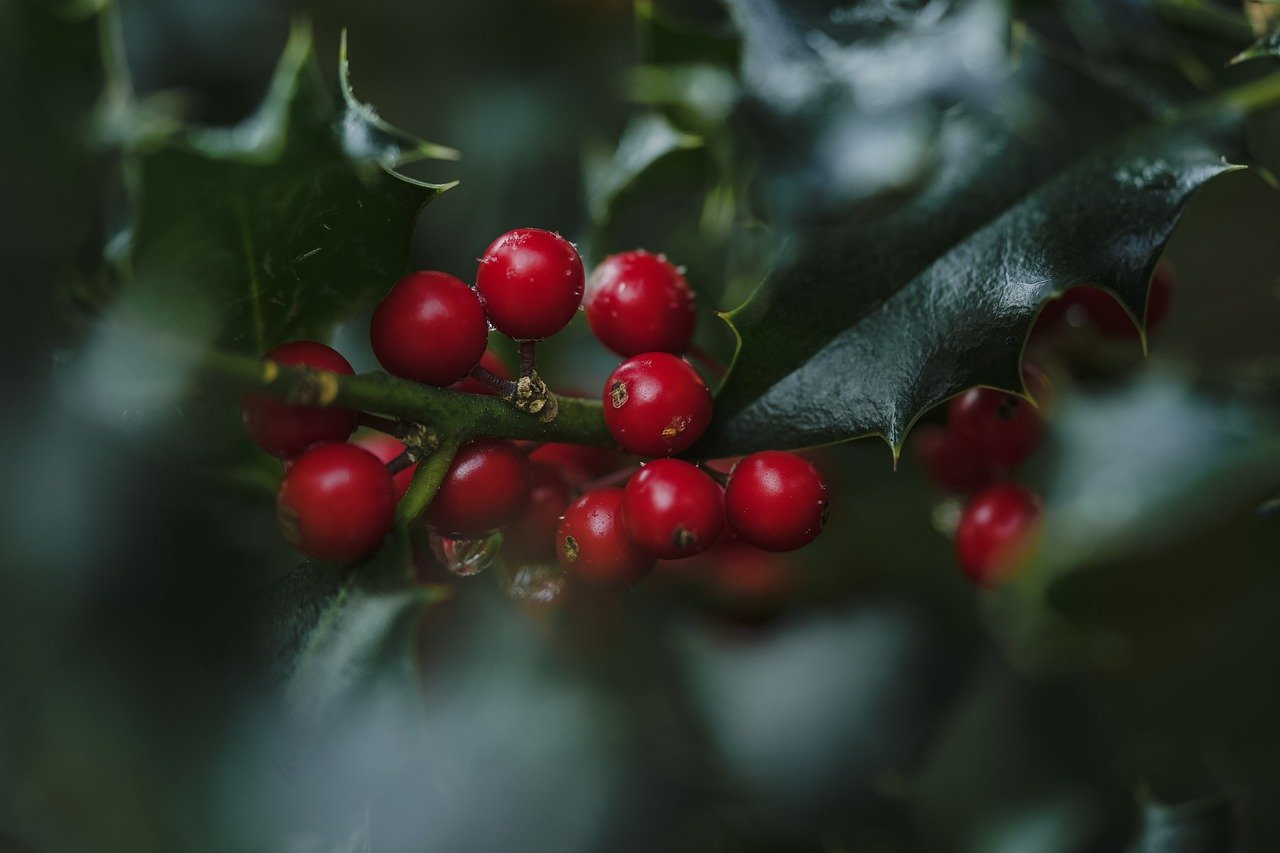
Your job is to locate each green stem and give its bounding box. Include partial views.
[202,347,614,447]
[397,438,461,526]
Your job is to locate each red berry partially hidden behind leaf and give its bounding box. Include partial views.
[277,443,396,562]
[242,341,357,459]
[586,250,697,357]
[948,387,1045,471]
[913,425,996,494]
[955,483,1042,587]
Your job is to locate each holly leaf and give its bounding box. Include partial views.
[119,22,457,354]
[694,45,1275,457]
[1233,24,1280,65]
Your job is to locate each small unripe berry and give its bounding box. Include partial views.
[353,433,416,501]
[277,443,395,562]
[602,352,713,457]
[913,425,996,494]
[956,483,1042,587]
[242,341,357,458]
[476,228,585,340]
[557,488,654,587]
[724,451,828,552]
[585,250,697,357]
[371,271,489,385]
[504,461,575,564]
[948,387,1044,471]
[449,350,512,396]
[622,459,724,558]
[427,438,530,538]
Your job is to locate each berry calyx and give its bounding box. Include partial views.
[242,340,357,458]
[427,438,530,538]
[504,461,575,563]
[602,352,713,457]
[585,250,697,357]
[276,443,396,562]
[449,349,512,396]
[956,483,1042,587]
[947,387,1045,471]
[353,433,416,501]
[622,459,724,558]
[370,271,489,386]
[724,451,828,552]
[556,488,654,587]
[476,228,585,340]
[913,424,996,494]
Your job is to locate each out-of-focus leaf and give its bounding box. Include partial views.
[119,23,457,354]
[695,49,1272,457]
[1232,24,1280,65]
[1128,793,1236,853]
[1023,369,1280,584]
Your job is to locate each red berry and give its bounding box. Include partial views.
[449,350,512,396]
[277,443,395,562]
[556,488,654,587]
[709,536,793,611]
[504,461,575,563]
[1073,286,1139,338]
[427,438,530,538]
[948,387,1044,471]
[353,433,415,501]
[913,424,996,494]
[242,341,357,458]
[476,228,585,340]
[724,451,828,552]
[585,250,697,357]
[371,271,489,385]
[622,459,724,558]
[602,352,713,457]
[528,442,625,486]
[1146,263,1174,332]
[956,484,1042,587]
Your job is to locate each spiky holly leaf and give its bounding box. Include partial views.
[119,24,456,354]
[693,45,1280,457]
[1234,24,1280,64]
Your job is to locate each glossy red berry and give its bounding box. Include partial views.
[353,433,415,501]
[585,250,697,357]
[504,461,575,563]
[724,451,828,552]
[242,341,357,458]
[913,425,996,494]
[956,483,1042,587]
[449,350,512,396]
[371,271,489,385]
[948,387,1045,471]
[427,438,530,538]
[622,459,724,558]
[556,488,654,587]
[277,443,396,562]
[476,228,585,340]
[602,352,713,457]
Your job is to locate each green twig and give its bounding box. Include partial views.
[397,438,461,526]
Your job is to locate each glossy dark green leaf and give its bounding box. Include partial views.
[119,23,457,354]
[694,48,1272,457]
[1233,24,1280,65]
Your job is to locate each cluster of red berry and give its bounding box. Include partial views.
[241,229,829,589]
[915,265,1175,587]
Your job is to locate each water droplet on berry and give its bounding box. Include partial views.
[430,529,504,576]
